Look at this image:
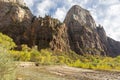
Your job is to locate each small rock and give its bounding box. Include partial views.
[16,78,22,80]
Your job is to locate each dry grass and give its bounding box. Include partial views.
[16,66,68,80]
[16,64,120,80]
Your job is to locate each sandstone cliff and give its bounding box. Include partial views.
[64,5,106,55]
[0,1,120,57]
[0,0,70,51]
[26,16,70,52]
[64,5,120,57]
[0,0,33,46]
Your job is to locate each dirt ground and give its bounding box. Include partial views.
[16,63,120,80]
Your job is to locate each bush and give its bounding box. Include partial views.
[1,30,118,71]
[0,33,16,80]
[69,54,120,70]
[0,33,16,49]
[0,46,16,80]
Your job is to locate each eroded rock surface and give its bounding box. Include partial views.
[64,5,120,56]
[0,0,33,46]
[64,5,106,55]
[28,16,70,51]
[0,1,120,57]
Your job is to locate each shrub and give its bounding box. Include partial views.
[0,46,16,80]
[0,33,16,49]
[0,33,16,80]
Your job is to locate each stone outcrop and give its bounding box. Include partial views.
[107,37,120,56]
[0,0,69,51]
[27,16,70,52]
[64,5,106,55]
[0,0,33,46]
[0,1,120,57]
[97,25,120,57]
[64,5,120,57]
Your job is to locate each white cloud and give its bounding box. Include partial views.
[24,0,34,7]
[51,0,89,21]
[86,0,120,41]
[35,0,56,17]
[99,0,120,5]
[101,4,120,40]
[53,7,67,21]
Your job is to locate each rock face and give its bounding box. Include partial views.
[97,25,120,57]
[64,5,120,57]
[0,0,69,51]
[0,1,120,57]
[107,37,120,56]
[64,5,106,55]
[27,16,70,52]
[0,0,33,46]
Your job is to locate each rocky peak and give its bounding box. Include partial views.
[97,24,107,41]
[64,5,107,55]
[0,2,120,57]
[64,5,96,29]
[0,0,33,27]
[0,0,33,46]
[20,15,70,52]
[64,5,120,57]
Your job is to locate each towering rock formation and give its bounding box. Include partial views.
[0,0,120,57]
[0,0,69,51]
[0,0,33,46]
[27,16,70,52]
[107,37,120,56]
[64,5,120,57]
[96,25,120,57]
[64,5,106,55]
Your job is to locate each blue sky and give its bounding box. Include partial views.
[24,0,120,41]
